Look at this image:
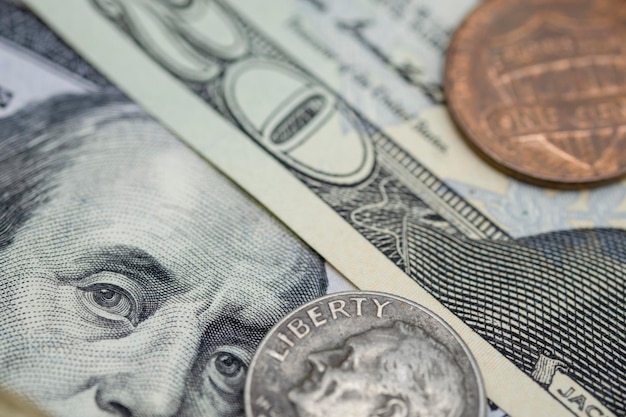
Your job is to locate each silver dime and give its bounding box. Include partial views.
[245,291,486,417]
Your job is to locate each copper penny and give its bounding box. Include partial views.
[445,0,626,186]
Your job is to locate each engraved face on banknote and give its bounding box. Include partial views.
[0,93,328,417]
[246,292,485,417]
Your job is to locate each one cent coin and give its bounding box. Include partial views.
[245,291,486,417]
[445,0,626,186]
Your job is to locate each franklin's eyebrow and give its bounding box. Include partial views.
[77,245,179,287]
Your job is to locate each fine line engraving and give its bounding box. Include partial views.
[0,8,330,413]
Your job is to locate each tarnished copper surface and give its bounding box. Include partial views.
[445,0,626,186]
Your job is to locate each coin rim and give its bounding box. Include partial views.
[244,290,487,417]
[444,0,626,187]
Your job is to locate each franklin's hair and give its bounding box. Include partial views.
[0,93,142,250]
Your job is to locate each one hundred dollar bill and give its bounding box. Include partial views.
[20,1,626,416]
[0,2,361,416]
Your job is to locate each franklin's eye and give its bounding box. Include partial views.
[76,273,142,327]
[216,352,243,377]
[83,284,135,315]
[207,351,247,394]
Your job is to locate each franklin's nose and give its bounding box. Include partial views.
[94,304,203,417]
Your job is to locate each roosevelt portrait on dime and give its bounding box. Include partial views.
[0,92,328,417]
[288,321,466,417]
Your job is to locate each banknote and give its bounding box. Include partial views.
[0,3,363,416]
[20,0,626,416]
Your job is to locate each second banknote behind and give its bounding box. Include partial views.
[22,1,626,417]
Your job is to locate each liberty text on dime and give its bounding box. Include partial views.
[245,291,486,417]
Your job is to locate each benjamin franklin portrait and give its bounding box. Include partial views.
[0,92,328,417]
[288,321,466,417]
